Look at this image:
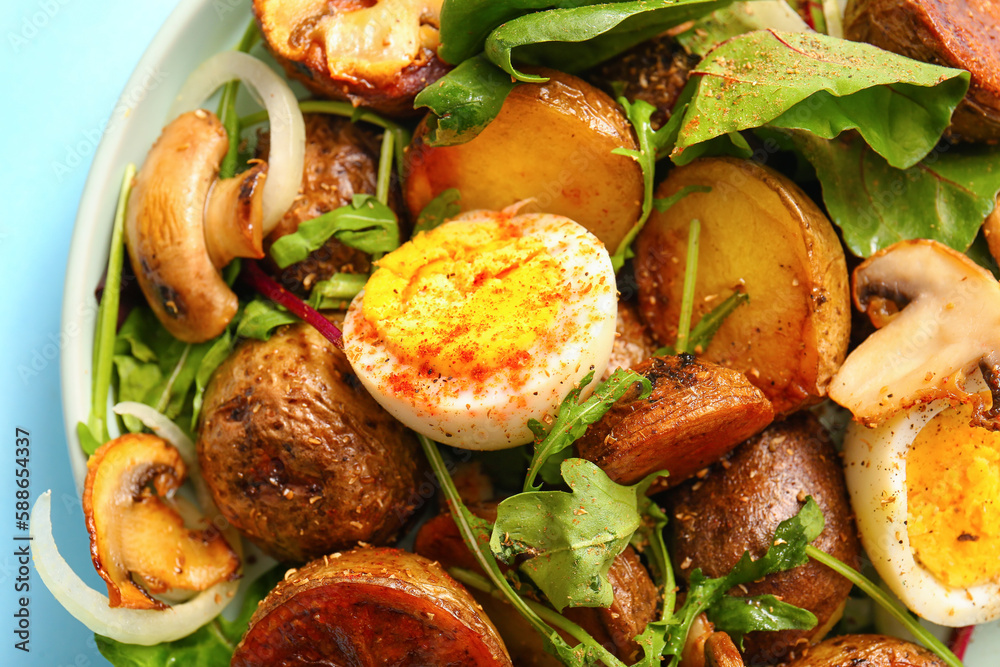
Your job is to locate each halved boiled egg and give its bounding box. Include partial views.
[342,207,617,450]
[843,374,1000,626]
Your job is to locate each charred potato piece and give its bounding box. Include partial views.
[414,511,656,665]
[665,414,860,665]
[635,158,850,416]
[232,547,512,666]
[586,35,698,130]
[577,354,774,487]
[197,322,424,562]
[260,113,382,295]
[844,0,1000,142]
[405,68,644,252]
[781,634,945,667]
[253,0,450,117]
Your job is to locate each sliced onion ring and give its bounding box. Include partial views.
[31,491,240,645]
[168,51,305,235]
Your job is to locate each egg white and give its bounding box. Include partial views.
[843,373,1000,626]
[342,211,618,451]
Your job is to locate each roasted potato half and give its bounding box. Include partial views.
[253,0,450,117]
[782,634,945,667]
[664,414,860,665]
[635,158,850,416]
[404,67,644,252]
[197,321,425,562]
[844,0,1000,142]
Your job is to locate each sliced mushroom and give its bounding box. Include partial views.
[576,354,774,487]
[125,110,268,343]
[254,0,450,117]
[827,239,1000,428]
[83,433,239,610]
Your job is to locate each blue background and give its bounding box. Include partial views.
[1,1,177,665]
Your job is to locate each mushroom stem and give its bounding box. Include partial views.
[205,162,267,268]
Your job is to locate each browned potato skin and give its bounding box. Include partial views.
[258,113,379,295]
[197,322,424,562]
[233,547,512,666]
[577,354,774,487]
[780,634,945,667]
[602,301,660,381]
[253,0,450,117]
[844,0,1000,142]
[405,67,644,252]
[985,194,1000,266]
[665,414,860,666]
[635,158,850,416]
[414,511,657,664]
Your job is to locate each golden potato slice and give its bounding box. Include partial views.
[404,68,644,252]
[634,158,850,415]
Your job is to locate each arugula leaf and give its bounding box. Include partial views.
[418,436,611,667]
[706,594,817,648]
[658,498,824,661]
[784,130,1000,256]
[523,368,650,491]
[110,307,219,437]
[672,30,969,169]
[413,55,519,147]
[413,188,462,235]
[491,458,646,611]
[305,273,367,310]
[484,0,728,83]
[269,195,398,269]
[235,299,299,341]
[656,289,749,356]
[217,19,261,180]
[95,566,283,667]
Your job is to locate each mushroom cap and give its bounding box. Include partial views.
[125,110,239,343]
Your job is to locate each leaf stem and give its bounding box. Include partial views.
[419,436,623,666]
[805,545,963,667]
[673,218,701,354]
[88,164,136,450]
[217,20,261,180]
[375,130,394,207]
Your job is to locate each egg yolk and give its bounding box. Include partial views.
[907,402,1000,589]
[361,218,564,379]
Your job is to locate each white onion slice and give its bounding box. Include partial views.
[31,491,240,645]
[168,51,305,235]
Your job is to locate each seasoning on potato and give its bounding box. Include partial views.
[197,321,425,563]
[635,157,851,416]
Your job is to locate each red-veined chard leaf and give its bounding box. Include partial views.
[672,30,969,169]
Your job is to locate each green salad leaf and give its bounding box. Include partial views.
[269,195,398,269]
[111,307,227,436]
[484,0,729,83]
[413,55,519,147]
[706,594,818,648]
[523,368,650,491]
[235,299,299,341]
[305,273,368,310]
[491,458,649,611]
[671,30,970,169]
[95,567,283,667]
[784,130,1000,256]
[413,188,462,235]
